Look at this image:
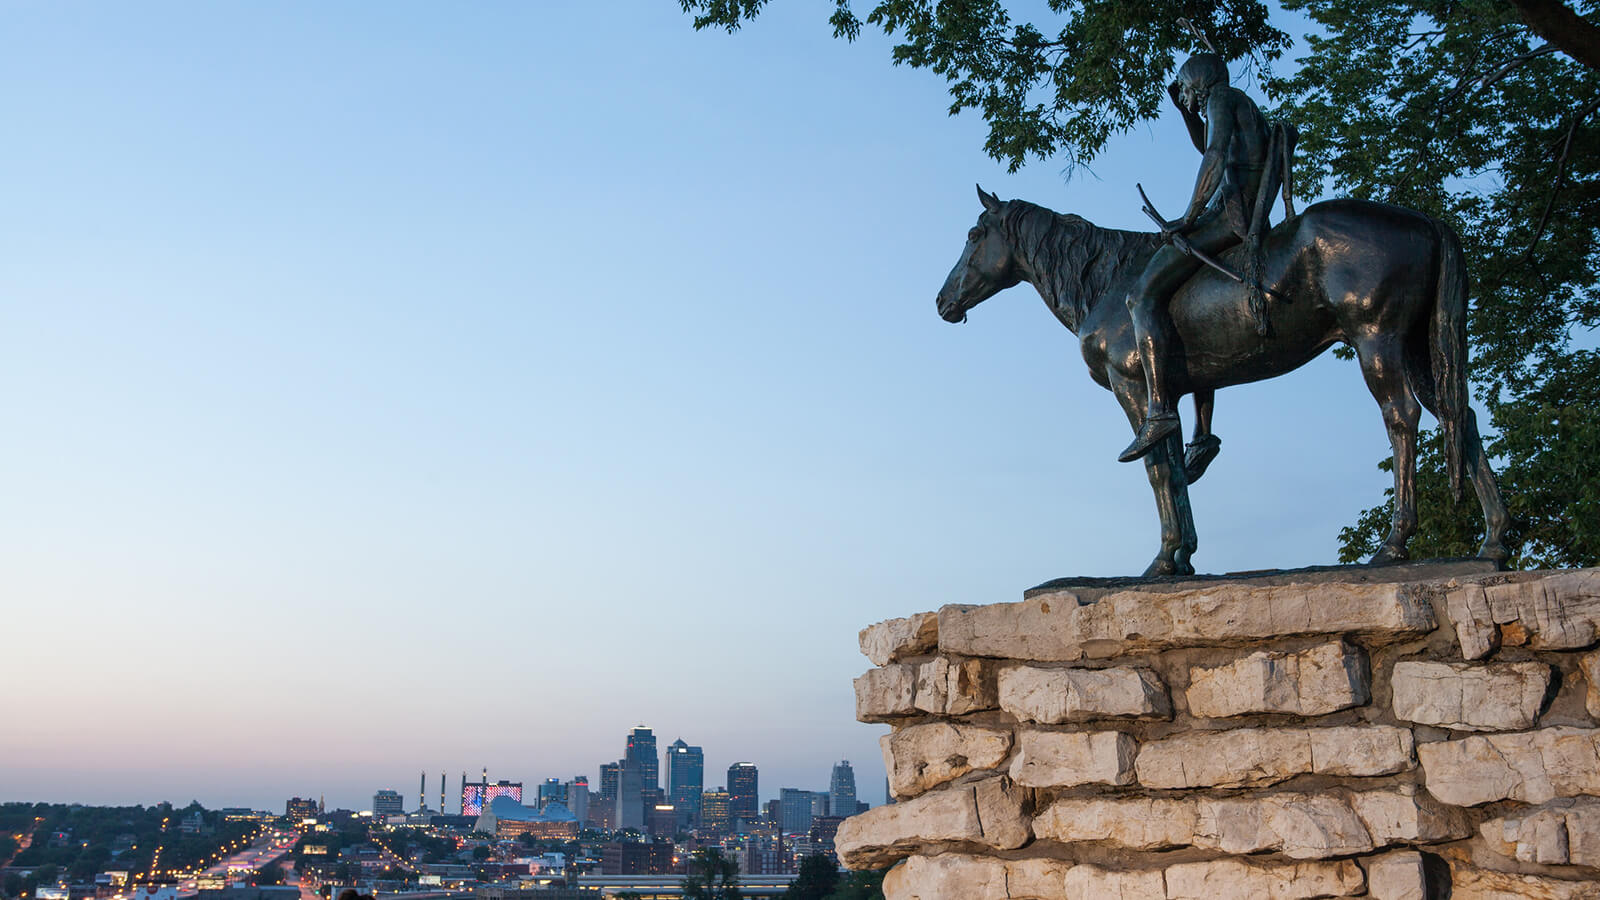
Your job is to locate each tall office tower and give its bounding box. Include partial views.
[830,761,857,818]
[625,726,659,791]
[701,788,731,835]
[373,789,405,816]
[779,788,820,833]
[617,758,644,829]
[599,762,620,804]
[538,778,566,808]
[727,763,759,828]
[811,791,831,819]
[664,739,704,827]
[565,777,589,824]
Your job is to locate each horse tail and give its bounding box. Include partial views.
[1430,219,1469,501]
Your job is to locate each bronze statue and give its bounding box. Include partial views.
[935,185,1511,576]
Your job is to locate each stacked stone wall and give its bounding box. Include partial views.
[839,565,1600,899]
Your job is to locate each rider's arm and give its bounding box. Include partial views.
[1177,92,1234,230]
[1169,82,1206,153]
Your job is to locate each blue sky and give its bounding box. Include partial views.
[0,3,1406,811]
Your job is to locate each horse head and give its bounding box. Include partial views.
[937,185,1023,323]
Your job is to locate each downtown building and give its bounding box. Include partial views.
[664,738,703,828]
[727,763,759,831]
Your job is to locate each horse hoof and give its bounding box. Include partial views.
[1142,559,1179,577]
[1368,545,1410,566]
[1478,543,1511,569]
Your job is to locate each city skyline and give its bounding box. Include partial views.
[4,3,1402,811]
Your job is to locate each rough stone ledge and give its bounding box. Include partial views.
[1447,569,1600,660]
[835,776,1030,869]
[1448,863,1600,899]
[998,663,1171,724]
[1133,724,1414,789]
[861,612,939,667]
[881,722,1012,799]
[857,657,1000,722]
[1479,796,1600,870]
[1008,729,1136,789]
[1417,726,1600,806]
[1057,858,1366,900]
[939,580,1435,662]
[880,853,1071,900]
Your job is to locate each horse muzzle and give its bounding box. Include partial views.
[937,293,969,324]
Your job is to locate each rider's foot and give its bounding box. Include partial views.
[1118,412,1181,463]
[1183,434,1222,483]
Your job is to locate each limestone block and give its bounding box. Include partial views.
[1363,850,1426,900]
[834,776,1029,869]
[881,854,1071,900]
[881,722,1011,799]
[1185,640,1368,718]
[1035,796,1198,850]
[1449,865,1600,899]
[1061,865,1165,899]
[1581,650,1600,719]
[1391,659,1551,731]
[1009,729,1136,789]
[1480,797,1600,868]
[945,656,999,715]
[1417,727,1600,806]
[1163,858,1365,899]
[855,665,917,722]
[1037,787,1465,859]
[997,664,1170,723]
[1135,725,1413,789]
[861,612,939,666]
[912,658,948,715]
[939,580,1435,661]
[1448,570,1600,660]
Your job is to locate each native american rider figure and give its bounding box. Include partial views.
[1120,53,1295,476]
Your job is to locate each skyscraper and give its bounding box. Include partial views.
[372,790,404,816]
[700,788,730,835]
[599,762,620,804]
[664,739,704,827]
[617,757,643,829]
[779,788,825,833]
[727,762,759,828]
[625,726,659,791]
[830,761,857,818]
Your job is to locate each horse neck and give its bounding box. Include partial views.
[1005,203,1162,332]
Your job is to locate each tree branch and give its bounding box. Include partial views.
[1525,95,1600,261]
[1508,0,1600,72]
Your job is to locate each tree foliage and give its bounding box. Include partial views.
[783,854,839,900]
[682,847,742,900]
[683,0,1600,567]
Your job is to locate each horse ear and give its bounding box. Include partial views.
[976,184,1002,212]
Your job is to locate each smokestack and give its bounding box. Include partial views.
[460,772,466,815]
[419,771,426,811]
[439,772,445,814]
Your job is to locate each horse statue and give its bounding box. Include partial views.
[936,186,1511,576]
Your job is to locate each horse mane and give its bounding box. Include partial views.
[1000,200,1163,330]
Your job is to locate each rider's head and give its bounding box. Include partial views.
[1175,53,1228,111]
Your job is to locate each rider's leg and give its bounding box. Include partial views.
[1184,389,1223,483]
[1120,245,1197,462]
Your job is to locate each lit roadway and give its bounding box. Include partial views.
[171,830,298,899]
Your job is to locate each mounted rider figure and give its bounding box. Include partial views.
[1119,52,1295,466]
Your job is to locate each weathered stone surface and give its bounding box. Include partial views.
[1134,725,1413,789]
[945,656,999,714]
[1061,865,1165,899]
[998,665,1170,723]
[882,722,1012,799]
[862,612,939,667]
[1450,865,1600,899]
[856,665,917,722]
[835,776,1029,869]
[1448,570,1600,660]
[912,657,949,716]
[1037,787,1466,859]
[1391,659,1551,731]
[1035,796,1197,849]
[1417,727,1600,806]
[881,853,1072,900]
[1581,650,1600,719]
[1164,858,1365,899]
[1480,796,1600,868]
[939,580,1435,661]
[1185,640,1368,718]
[1009,729,1136,788]
[1363,850,1426,900]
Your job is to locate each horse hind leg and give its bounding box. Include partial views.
[1356,337,1422,563]
[1406,341,1512,565]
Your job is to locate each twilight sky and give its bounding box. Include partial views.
[0,3,1407,812]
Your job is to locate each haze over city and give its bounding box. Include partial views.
[0,3,1401,813]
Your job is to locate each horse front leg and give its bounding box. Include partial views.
[1113,374,1197,576]
[1355,338,1421,563]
